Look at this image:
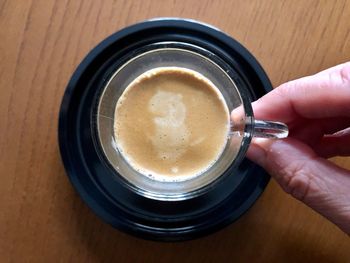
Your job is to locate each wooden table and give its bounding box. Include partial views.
[1,0,350,262]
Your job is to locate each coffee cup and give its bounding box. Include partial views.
[97,41,288,201]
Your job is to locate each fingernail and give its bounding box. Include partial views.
[246,143,267,167]
[341,63,350,82]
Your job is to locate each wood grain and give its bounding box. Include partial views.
[1,0,350,262]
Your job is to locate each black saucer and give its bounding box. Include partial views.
[58,18,271,241]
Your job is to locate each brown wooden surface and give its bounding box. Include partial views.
[1,0,350,262]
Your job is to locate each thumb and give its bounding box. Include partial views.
[247,138,350,234]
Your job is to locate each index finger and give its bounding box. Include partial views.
[252,62,350,123]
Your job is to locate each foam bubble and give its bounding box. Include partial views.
[171,167,179,173]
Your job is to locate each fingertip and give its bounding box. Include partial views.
[248,138,317,179]
[260,137,315,157]
[246,142,267,167]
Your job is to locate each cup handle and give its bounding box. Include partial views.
[252,119,289,139]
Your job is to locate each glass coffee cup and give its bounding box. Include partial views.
[96,41,288,201]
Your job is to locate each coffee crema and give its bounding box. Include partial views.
[114,67,230,181]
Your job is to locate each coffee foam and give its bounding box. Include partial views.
[149,90,189,162]
[114,67,230,182]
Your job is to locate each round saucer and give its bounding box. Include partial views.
[58,18,271,241]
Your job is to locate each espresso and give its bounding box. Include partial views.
[114,67,229,181]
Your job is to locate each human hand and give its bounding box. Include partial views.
[247,62,350,234]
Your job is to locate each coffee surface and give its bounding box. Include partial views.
[114,67,229,181]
